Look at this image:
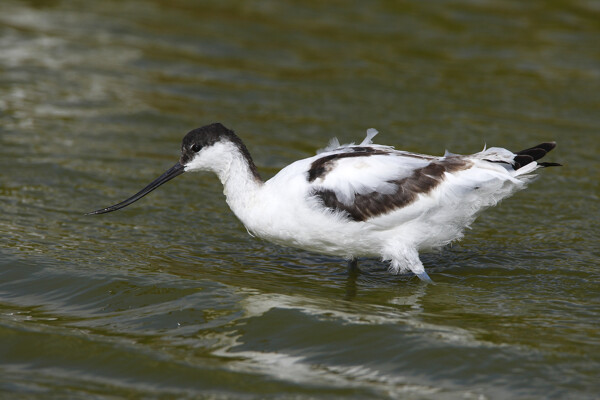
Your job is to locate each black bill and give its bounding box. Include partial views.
[87,162,185,215]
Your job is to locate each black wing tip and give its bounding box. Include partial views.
[514,141,559,170]
[543,141,557,151]
[538,162,562,168]
[517,142,557,156]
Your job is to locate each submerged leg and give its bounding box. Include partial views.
[345,266,358,300]
[384,245,433,283]
[347,257,360,274]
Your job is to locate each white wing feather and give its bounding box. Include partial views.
[311,153,431,205]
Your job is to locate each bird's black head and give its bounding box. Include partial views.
[180,123,237,165]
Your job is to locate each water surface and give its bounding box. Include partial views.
[1,0,599,398]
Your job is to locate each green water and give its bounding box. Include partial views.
[1,0,599,398]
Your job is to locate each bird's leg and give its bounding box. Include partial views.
[347,257,360,274]
[345,269,358,300]
[384,244,433,283]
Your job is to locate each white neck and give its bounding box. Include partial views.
[191,141,264,227]
[220,153,263,220]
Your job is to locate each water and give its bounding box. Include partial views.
[1,0,599,398]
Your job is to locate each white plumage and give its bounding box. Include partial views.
[89,123,559,282]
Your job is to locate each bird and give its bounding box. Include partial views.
[88,123,560,282]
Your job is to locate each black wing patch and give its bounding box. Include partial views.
[312,158,471,222]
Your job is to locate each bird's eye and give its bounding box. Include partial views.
[191,144,202,152]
